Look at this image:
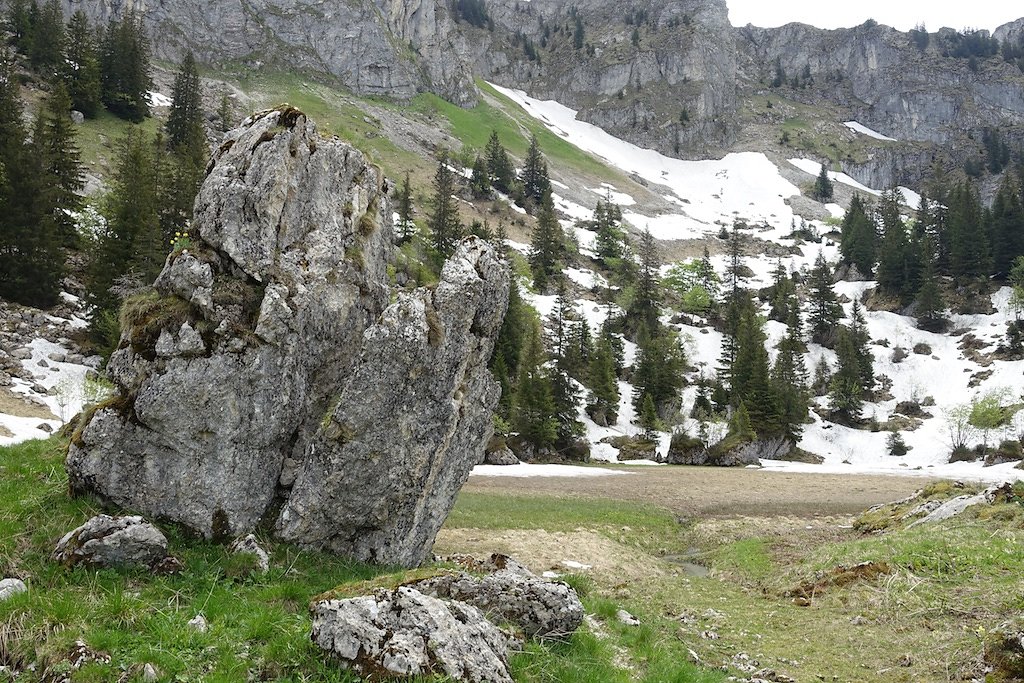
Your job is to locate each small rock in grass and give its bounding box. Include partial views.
[616,609,640,626]
[228,533,270,574]
[187,614,209,633]
[0,578,27,601]
[53,514,169,570]
[143,662,159,682]
[850,615,868,625]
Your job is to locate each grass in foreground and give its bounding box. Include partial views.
[0,438,724,682]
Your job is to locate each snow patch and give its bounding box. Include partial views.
[844,121,897,141]
[470,464,632,478]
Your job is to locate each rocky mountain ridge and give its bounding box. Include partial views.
[62,0,1024,192]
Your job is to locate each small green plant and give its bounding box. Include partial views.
[170,230,192,253]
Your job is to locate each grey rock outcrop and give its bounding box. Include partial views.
[907,482,1012,528]
[0,578,27,601]
[311,586,516,683]
[228,534,270,574]
[66,108,509,568]
[413,557,585,638]
[52,515,169,569]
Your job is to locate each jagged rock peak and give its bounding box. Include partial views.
[66,108,509,567]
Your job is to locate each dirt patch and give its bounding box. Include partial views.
[0,388,56,420]
[463,467,931,519]
[433,528,664,583]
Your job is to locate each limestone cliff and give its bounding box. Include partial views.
[66,108,509,567]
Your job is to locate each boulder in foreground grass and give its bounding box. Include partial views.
[52,515,169,570]
[311,586,516,683]
[0,578,27,601]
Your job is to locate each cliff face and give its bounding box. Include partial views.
[63,0,1024,186]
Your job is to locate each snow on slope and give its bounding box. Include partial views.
[844,121,897,141]
[787,158,922,210]
[490,85,1024,483]
[490,83,802,241]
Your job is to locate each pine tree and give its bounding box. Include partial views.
[807,252,841,345]
[166,51,204,152]
[990,173,1024,278]
[521,134,550,206]
[469,155,491,198]
[550,358,583,448]
[839,194,876,276]
[512,324,558,450]
[945,182,990,282]
[8,0,34,56]
[639,393,659,439]
[64,11,102,118]
[39,82,85,246]
[848,300,874,395]
[814,162,834,201]
[591,199,621,260]
[217,93,234,132]
[768,260,795,322]
[728,401,756,441]
[730,303,783,438]
[29,0,63,72]
[428,152,463,259]
[632,328,685,418]
[528,191,562,292]
[100,11,152,122]
[484,130,514,194]
[772,298,810,441]
[875,188,912,299]
[625,228,661,336]
[587,331,620,426]
[0,52,63,308]
[395,172,415,243]
[829,327,864,421]
[915,236,946,331]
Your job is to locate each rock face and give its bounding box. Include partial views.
[66,108,509,567]
[52,515,169,569]
[311,586,516,683]
[413,557,585,638]
[59,0,478,106]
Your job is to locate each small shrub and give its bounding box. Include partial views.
[887,430,909,456]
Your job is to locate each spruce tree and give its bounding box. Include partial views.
[520,134,550,206]
[592,198,625,263]
[64,11,102,118]
[829,327,864,421]
[550,355,583,448]
[469,155,491,198]
[512,324,558,450]
[395,171,415,243]
[428,152,463,259]
[814,162,834,201]
[768,260,795,322]
[484,130,514,194]
[528,191,562,292]
[587,332,619,426]
[772,298,810,441]
[730,303,783,438]
[839,194,876,276]
[945,182,990,282]
[100,11,152,122]
[807,252,841,345]
[625,228,661,336]
[632,328,685,417]
[915,236,946,331]
[217,93,233,132]
[29,0,63,72]
[848,300,875,395]
[39,82,85,246]
[875,188,911,299]
[639,393,659,439]
[8,0,34,56]
[0,53,63,307]
[166,51,204,153]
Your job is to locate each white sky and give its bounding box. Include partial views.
[727,1,1020,33]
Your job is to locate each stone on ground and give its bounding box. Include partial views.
[52,515,169,569]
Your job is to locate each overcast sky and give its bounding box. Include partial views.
[726,1,1020,33]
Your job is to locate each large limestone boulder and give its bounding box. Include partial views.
[311,586,515,683]
[413,556,585,639]
[66,108,509,567]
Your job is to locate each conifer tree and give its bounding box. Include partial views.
[166,51,204,153]
[768,260,795,322]
[550,356,583,447]
[8,0,34,56]
[469,155,491,198]
[990,173,1024,278]
[632,328,685,418]
[0,53,63,307]
[849,300,875,395]
[528,191,562,292]
[626,228,661,336]
[915,236,946,331]
[39,82,84,246]
[587,331,619,426]
[728,401,756,441]
[639,393,659,439]
[807,252,841,345]
[428,152,463,259]
[64,11,102,118]
[730,303,783,438]
[875,188,912,299]
[592,198,625,263]
[772,298,810,441]
[512,324,558,449]
[395,172,415,243]
[217,93,233,132]
[520,134,550,206]
[484,130,514,194]
[839,194,876,276]
[814,162,833,201]
[829,327,864,421]
[100,10,152,122]
[29,0,63,72]
[945,182,990,282]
